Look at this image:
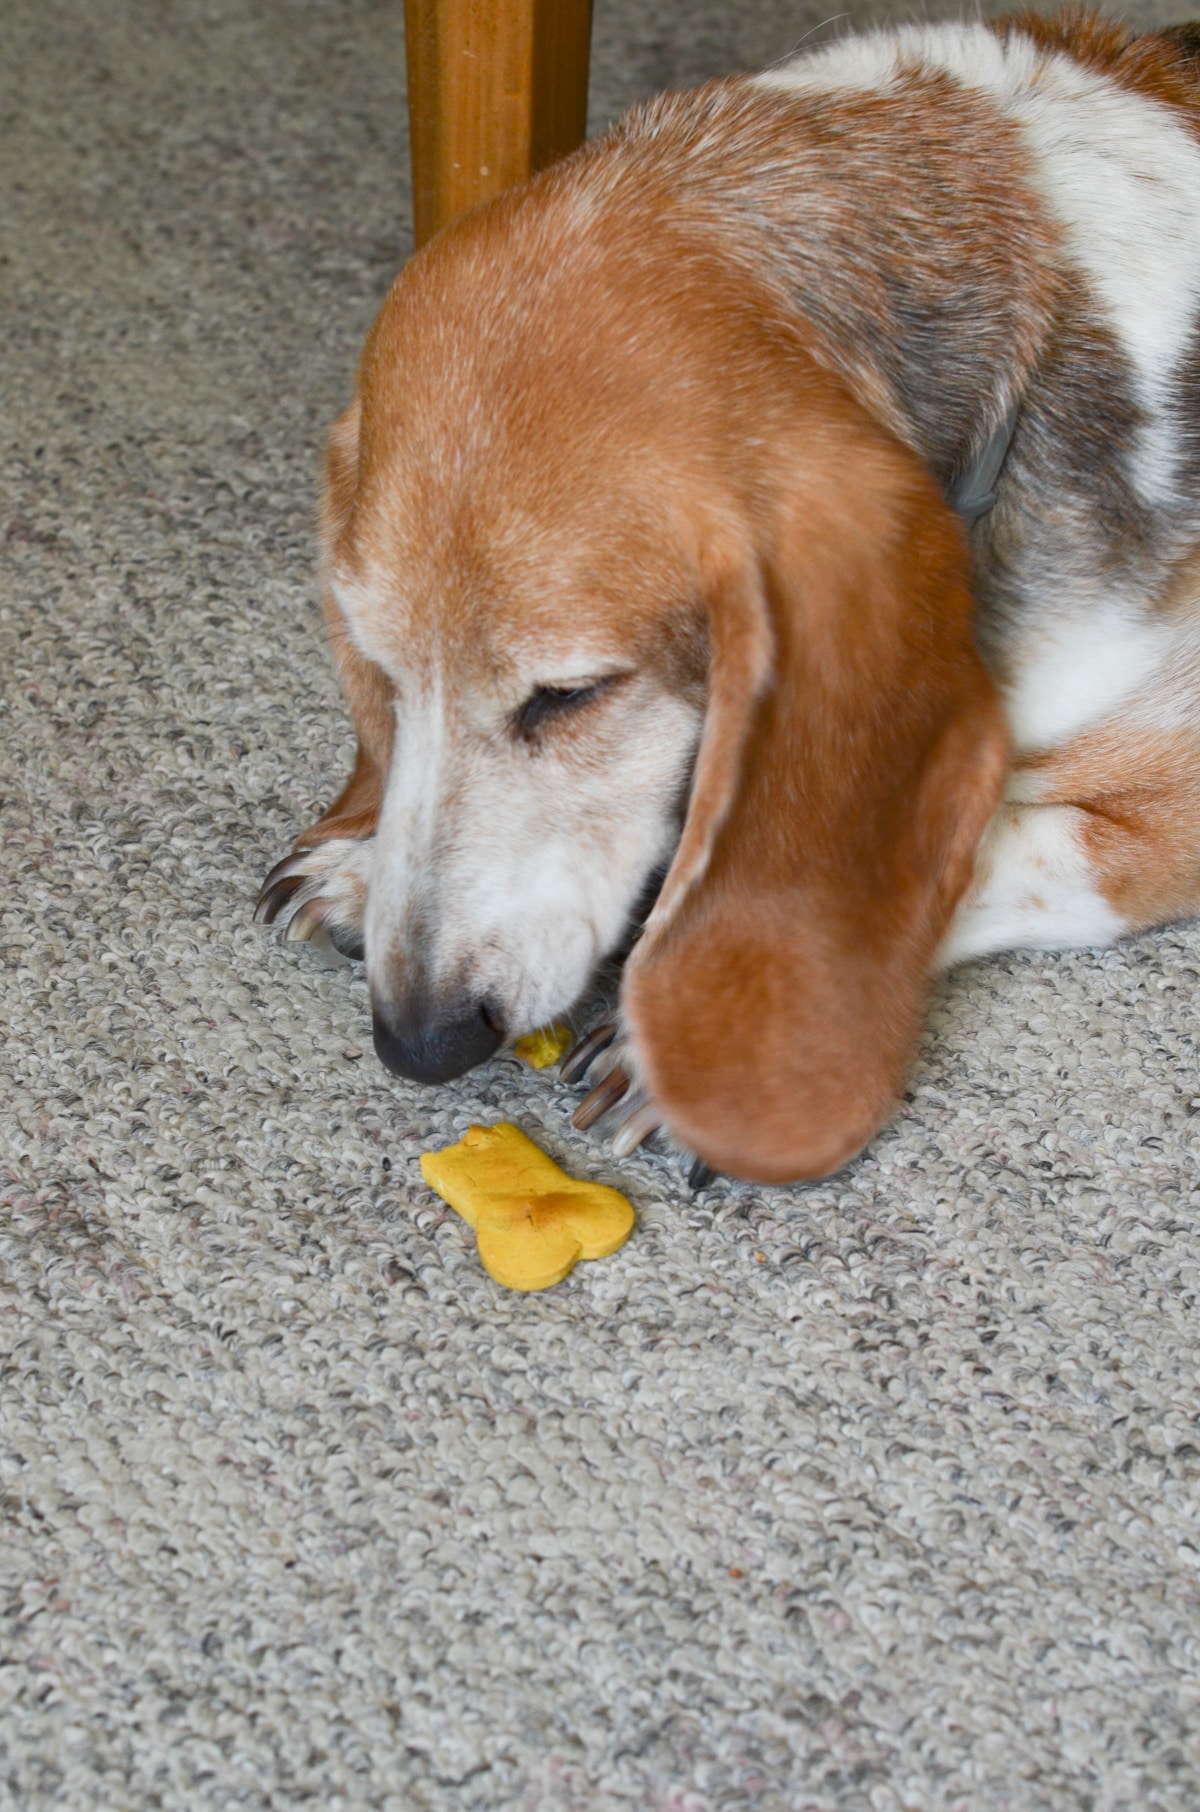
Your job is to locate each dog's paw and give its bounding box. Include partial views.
[254,836,373,961]
[561,1021,715,1189]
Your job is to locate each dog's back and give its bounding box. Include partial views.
[598,17,1200,684]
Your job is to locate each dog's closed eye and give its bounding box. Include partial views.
[512,675,623,743]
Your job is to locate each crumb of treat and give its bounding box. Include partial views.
[512,1023,573,1069]
[419,1122,634,1291]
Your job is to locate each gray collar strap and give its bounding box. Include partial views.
[948,401,1021,524]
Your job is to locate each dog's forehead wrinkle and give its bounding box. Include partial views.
[366,210,780,496]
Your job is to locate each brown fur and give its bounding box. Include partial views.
[625,394,1007,1182]
[1016,726,1200,928]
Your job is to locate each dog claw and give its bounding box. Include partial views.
[687,1157,716,1192]
[328,925,365,962]
[284,896,333,943]
[256,836,371,956]
[610,1102,663,1157]
[563,1024,718,1185]
[560,1022,618,1085]
[259,851,306,892]
[572,1066,630,1131]
[255,872,304,925]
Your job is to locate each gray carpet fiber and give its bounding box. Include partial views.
[4,2,1200,1807]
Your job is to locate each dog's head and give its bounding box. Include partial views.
[324,167,1008,1181]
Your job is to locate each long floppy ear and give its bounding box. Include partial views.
[623,414,1008,1183]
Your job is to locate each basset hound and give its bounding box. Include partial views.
[257,9,1200,1183]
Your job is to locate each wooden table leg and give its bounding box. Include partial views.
[404,0,594,248]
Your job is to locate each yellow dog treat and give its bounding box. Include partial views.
[419,1123,634,1291]
[512,1023,573,1069]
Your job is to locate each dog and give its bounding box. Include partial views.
[257,10,1200,1184]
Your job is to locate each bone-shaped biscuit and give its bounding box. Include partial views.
[419,1123,634,1291]
[511,1023,573,1069]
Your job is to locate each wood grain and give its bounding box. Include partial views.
[404,0,593,246]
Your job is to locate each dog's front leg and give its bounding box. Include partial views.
[255,747,380,959]
[256,630,393,960]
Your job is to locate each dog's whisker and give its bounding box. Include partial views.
[572,1066,630,1131]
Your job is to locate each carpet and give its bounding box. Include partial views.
[3,1,1199,1806]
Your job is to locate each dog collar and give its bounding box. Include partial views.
[948,401,1021,524]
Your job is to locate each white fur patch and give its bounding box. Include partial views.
[328,569,397,673]
[365,679,449,975]
[364,665,701,1035]
[756,20,1042,102]
[1003,597,1173,753]
[939,801,1127,965]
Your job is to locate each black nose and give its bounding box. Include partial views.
[372,996,504,1084]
